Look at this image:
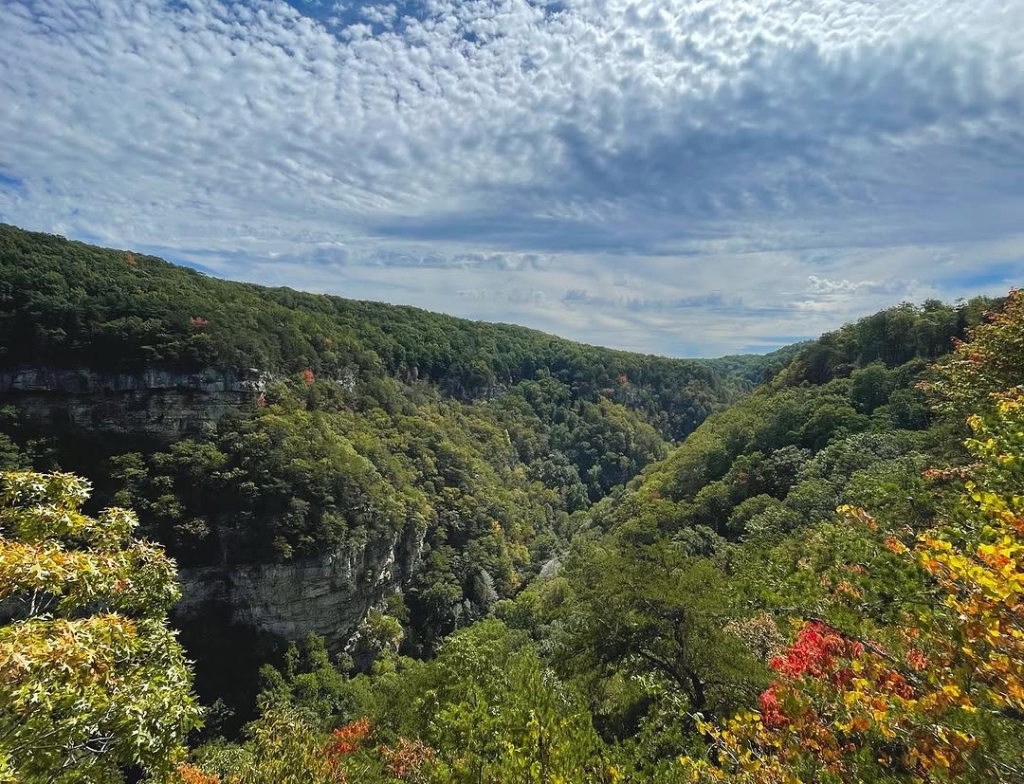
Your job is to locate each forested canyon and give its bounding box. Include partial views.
[1,224,1022,783]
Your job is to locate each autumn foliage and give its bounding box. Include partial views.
[379,738,436,781]
[176,763,226,784]
[326,718,372,759]
[0,472,202,783]
[681,292,1024,783]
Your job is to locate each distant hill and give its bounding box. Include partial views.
[0,223,767,439]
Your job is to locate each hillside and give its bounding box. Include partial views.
[590,296,993,542]
[3,223,1021,783]
[0,224,775,434]
[0,223,771,712]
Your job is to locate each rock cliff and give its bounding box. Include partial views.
[174,524,425,654]
[0,365,422,652]
[0,367,266,436]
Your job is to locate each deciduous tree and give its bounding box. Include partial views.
[0,471,202,783]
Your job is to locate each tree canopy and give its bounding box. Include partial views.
[0,471,202,783]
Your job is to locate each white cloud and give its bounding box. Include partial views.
[0,0,1021,355]
[805,276,915,296]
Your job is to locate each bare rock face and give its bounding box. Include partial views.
[0,367,266,436]
[1,365,425,653]
[175,525,425,653]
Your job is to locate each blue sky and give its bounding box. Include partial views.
[1,0,1022,357]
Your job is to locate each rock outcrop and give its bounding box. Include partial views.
[0,367,266,436]
[174,524,425,654]
[1,365,425,654]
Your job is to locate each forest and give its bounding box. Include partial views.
[0,224,1021,783]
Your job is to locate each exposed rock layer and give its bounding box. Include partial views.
[1,365,420,651]
[0,367,265,436]
[175,525,424,653]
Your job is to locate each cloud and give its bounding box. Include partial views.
[805,276,915,297]
[0,0,1021,355]
[561,289,744,312]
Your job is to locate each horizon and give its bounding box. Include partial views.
[5,221,1002,362]
[1,0,1022,356]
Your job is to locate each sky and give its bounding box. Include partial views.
[1,0,1022,357]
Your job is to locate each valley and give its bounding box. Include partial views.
[1,224,1021,783]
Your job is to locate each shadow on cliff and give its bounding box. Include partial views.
[173,597,289,739]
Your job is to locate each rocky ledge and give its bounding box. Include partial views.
[0,366,267,436]
[174,525,425,654]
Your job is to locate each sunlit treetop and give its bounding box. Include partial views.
[0,471,202,784]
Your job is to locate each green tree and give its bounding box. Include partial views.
[558,542,766,721]
[236,708,332,784]
[849,361,891,413]
[0,471,202,783]
[369,620,610,784]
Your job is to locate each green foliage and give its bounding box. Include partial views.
[551,542,768,728]
[0,433,24,471]
[0,471,202,783]
[0,223,746,436]
[496,291,1015,778]
[353,620,611,784]
[235,708,332,784]
[593,351,940,544]
[785,297,990,385]
[670,295,1024,784]
[928,288,1024,415]
[255,634,365,732]
[487,377,668,502]
[0,223,768,658]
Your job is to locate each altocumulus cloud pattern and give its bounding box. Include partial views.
[1,0,1022,354]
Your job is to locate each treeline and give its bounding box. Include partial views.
[786,296,993,384]
[0,223,759,439]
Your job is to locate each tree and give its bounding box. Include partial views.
[928,289,1024,415]
[849,361,891,414]
[236,708,332,784]
[678,291,1024,782]
[559,542,765,721]
[375,620,608,784]
[0,471,202,783]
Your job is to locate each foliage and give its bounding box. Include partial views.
[255,633,365,731]
[0,223,747,438]
[352,620,612,784]
[554,542,767,722]
[927,289,1024,414]
[4,224,1022,782]
[676,290,1024,783]
[785,298,991,386]
[0,223,766,662]
[183,622,611,784]
[0,471,202,783]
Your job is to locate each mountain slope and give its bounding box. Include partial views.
[0,224,764,708]
[0,223,758,439]
[591,296,995,544]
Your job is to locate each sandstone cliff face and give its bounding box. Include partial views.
[1,365,424,653]
[0,367,266,436]
[175,524,425,653]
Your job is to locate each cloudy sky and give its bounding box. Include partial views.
[1,0,1022,356]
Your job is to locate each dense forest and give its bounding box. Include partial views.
[1,225,1021,783]
[0,225,786,664]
